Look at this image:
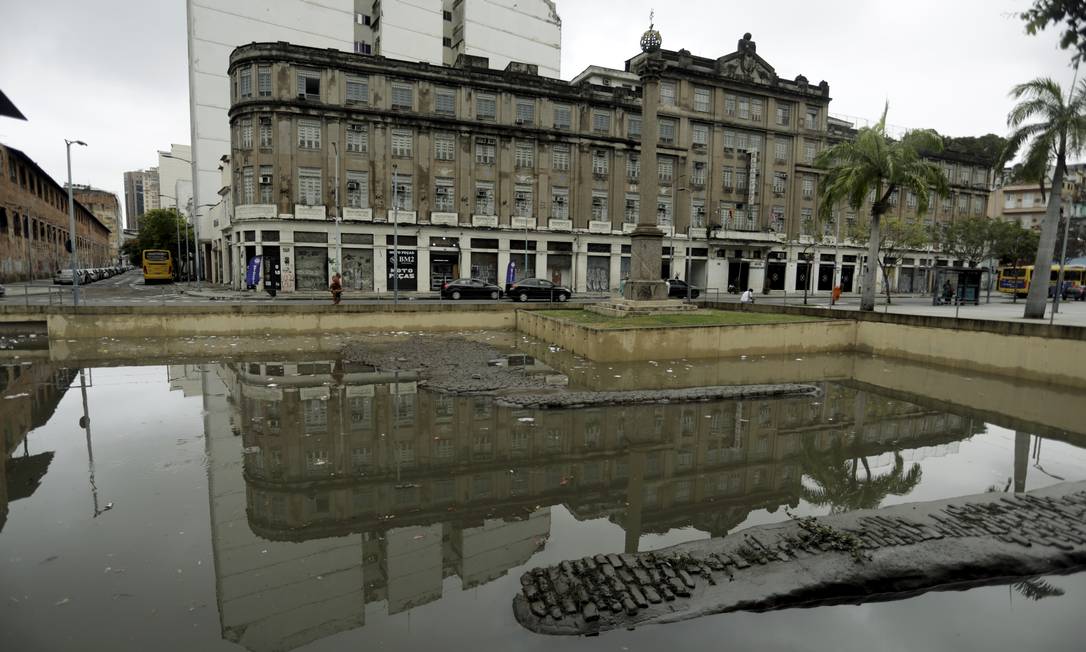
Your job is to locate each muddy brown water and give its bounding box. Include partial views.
[3,333,1086,651]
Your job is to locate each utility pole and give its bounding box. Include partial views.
[65,139,87,306]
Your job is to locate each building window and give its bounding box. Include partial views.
[240,119,252,149]
[659,118,676,145]
[514,141,535,168]
[297,68,320,99]
[801,208,813,235]
[552,143,569,171]
[476,93,496,120]
[259,165,273,203]
[553,104,571,129]
[391,129,413,157]
[591,191,608,221]
[354,41,372,55]
[624,193,639,224]
[957,194,967,214]
[802,175,814,199]
[434,131,455,161]
[660,81,676,106]
[346,76,368,103]
[298,167,322,205]
[257,66,271,97]
[475,137,496,164]
[738,97,750,120]
[346,124,367,153]
[804,140,816,163]
[657,196,673,225]
[691,199,706,227]
[751,98,763,121]
[725,94,736,116]
[592,150,609,176]
[776,103,791,126]
[393,173,413,210]
[435,88,455,115]
[515,99,535,124]
[626,154,640,180]
[773,172,787,194]
[434,177,454,212]
[973,196,983,215]
[592,111,611,133]
[475,181,495,214]
[628,115,641,139]
[692,161,706,186]
[805,108,818,129]
[906,191,917,208]
[694,87,711,113]
[723,166,734,190]
[774,140,788,162]
[551,187,569,219]
[658,157,674,183]
[259,117,272,147]
[692,123,708,148]
[391,83,413,110]
[239,67,252,98]
[298,120,321,149]
[723,130,736,151]
[514,185,533,217]
[347,170,369,208]
[242,167,254,204]
[771,206,785,231]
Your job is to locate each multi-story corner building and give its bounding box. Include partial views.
[221,37,995,295]
[122,167,159,230]
[187,0,561,284]
[71,185,122,262]
[0,143,113,283]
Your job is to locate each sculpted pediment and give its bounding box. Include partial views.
[715,33,777,85]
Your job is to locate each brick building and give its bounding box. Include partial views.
[0,143,113,283]
[71,185,123,261]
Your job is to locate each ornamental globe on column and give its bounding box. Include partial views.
[640,13,662,53]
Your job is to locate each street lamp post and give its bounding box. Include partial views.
[65,139,87,305]
[161,152,200,284]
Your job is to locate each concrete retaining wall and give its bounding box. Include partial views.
[516,311,856,362]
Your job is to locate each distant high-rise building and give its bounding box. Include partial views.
[185,0,561,280]
[123,167,160,230]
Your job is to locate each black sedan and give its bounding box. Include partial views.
[666,278,701,299]
[440,278,503,300]
[506,278,571,302]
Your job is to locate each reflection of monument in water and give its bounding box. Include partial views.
[0,362,78,533]
[195,359,984,652]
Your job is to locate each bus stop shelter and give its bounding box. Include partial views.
[932,266,989,305]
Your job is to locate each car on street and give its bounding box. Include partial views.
[1062,284,1086,301]
[54,269,76,284]
[666,278,701,299]
[440,278,503,300]
[506,278,571,302]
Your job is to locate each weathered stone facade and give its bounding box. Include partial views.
[221,39,995,296]
[0,143,112,283]
[72,185,122,261]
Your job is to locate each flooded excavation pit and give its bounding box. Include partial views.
[3,333,1086,651]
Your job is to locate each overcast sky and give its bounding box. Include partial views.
[0,0,1073,225]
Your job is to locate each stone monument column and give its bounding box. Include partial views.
[624,23,669,302]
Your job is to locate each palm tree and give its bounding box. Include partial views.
[815,105,949,311]
[799,437,923,513]
[1002,77,1086,319]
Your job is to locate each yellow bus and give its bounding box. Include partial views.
[142,249,174,284]
[997,264,1085,297]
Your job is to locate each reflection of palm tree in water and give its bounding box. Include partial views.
[799,437,923,513]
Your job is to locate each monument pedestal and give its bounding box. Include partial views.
[586,297,699,317]
[587,223,697,317]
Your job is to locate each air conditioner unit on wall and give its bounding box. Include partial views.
[259,175,272,185]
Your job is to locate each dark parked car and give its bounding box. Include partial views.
[1062,284,1086,301]
[506,278,571,302]
[666,278,700,299]
[440,278,503,300]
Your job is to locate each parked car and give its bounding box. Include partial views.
[506,278,571,302]
[0,283,5,298]
[1062,284,1086,301]
[54,269,76,285]
[666,278,701,299]
[440,278,503,300]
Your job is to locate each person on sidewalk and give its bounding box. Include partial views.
[740,288,754,310]
[329,273,343,305]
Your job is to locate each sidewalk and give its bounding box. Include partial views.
[180,284,614,302]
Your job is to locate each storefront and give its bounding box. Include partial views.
[817,254,836,291]
[386,235,418,292]
[586,243,611,292]
[840,256,857,292]
[765,252,787,291]
[509,239,538,282]
[546,241,573,287]
[295,246,328,290]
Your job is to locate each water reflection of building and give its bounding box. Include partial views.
[197,359,983,652]
[0,362,77,533]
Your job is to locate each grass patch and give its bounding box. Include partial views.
[537,309,821,328]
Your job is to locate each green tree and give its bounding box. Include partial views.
[129,209,193,271]
[799,438,923,513]
[1002,77,1086,318]
[1022,0,1086,65]
[991,220,1041,302]
[847,216,934,305]
[940,216,998,267]
[816,104,949,311]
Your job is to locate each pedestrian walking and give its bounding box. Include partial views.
[739,287,754,310]
[329,272,343,305]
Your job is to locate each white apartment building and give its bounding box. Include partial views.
[157,144,193,210]
[186,0,562,281]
